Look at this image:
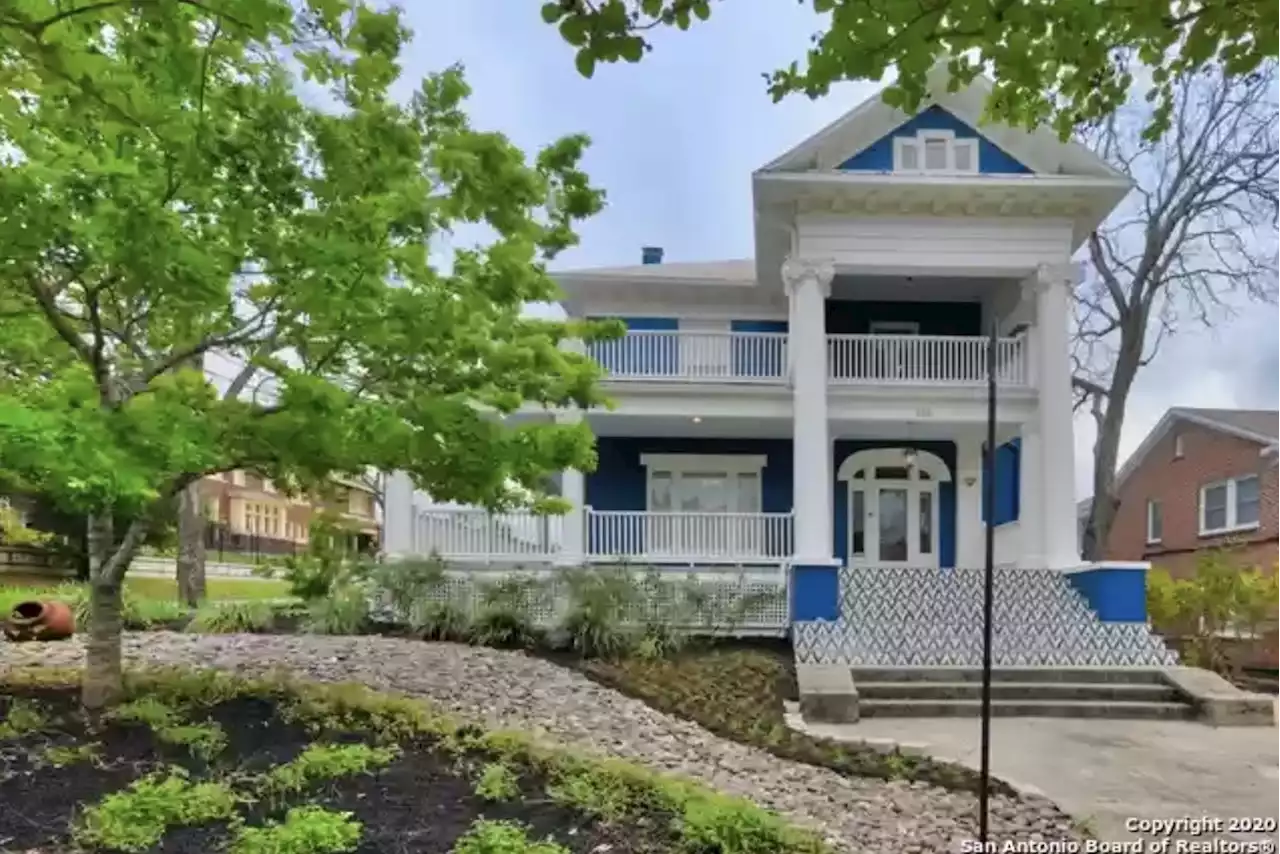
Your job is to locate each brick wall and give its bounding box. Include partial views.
[1105,420,1277,575]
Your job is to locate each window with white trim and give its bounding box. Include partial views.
[1145,499,1162,544]
[892,130,979,174]
[639,454,767,556]
[1173,433,1185,459]
[1198,475,1260,535]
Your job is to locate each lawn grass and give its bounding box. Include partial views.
[0,668,825,854]
[0,573,291,605]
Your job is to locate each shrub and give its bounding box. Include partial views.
[230,807,362,854]
[262,743,400,796]
[419,600,472,642]
[559,566,640,659]
[469,577,547,649]
[369,556,448,626]
[474,761,520,801]
[304,583,371,636]
[189,600,276,634]
[73,770,237,853]
[1147,551,1279,674]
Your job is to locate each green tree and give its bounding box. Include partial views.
[542,0,1277,138]
[0,0,613,709]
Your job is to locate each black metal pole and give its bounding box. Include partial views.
[978,321,998,842]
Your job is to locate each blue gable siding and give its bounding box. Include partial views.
[586,437,794,554]
[832,440,957,569]
[981,438,1021,525]
[730,319,788,378]
[836,105,1032,174]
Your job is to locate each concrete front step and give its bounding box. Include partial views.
[849,666,1170,685]
[857,680,1183,703]
[858,698,1196,720]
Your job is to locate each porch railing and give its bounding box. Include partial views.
[827,334,1028,386]
[587,330,788,382]
[408,506,794,562]
[412,508,564,559]
[587,510,794,561]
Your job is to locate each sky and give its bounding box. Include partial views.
[400,2,1279,501]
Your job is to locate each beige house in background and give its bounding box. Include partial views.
[197,471,380,554]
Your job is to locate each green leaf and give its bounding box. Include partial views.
[540,2,564,24]
[619,37,644,63]
[575,50,597,78]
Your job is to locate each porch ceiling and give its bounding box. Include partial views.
[829,274,1016,302]
[586,412,792,439]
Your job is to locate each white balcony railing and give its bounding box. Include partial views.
[827,334,1028,386]
[412,508,564,559]
[588,331,787,382]
[409,507,793,562]
[586,510,794,561]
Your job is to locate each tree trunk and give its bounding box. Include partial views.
[82,578,125,711]
[1081,330,1144,561]
[176,483,206,607]
[82,511,122,712]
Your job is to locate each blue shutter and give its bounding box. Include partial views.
[980,439,1021,526]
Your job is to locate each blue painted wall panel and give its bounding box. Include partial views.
[1066,566,1148,622]
[792,564,840,622]
[730,319,789,378]
[836,105,1032,174]
[832,440,957,568]
[981,438,1021,526]
[586,437,794,555]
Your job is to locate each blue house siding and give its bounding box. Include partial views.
[981,438,1021,526]
[825,299,982,336]
[588,316,678,375]
[586,437,794,555]
[729,319,788,378]
[836,105,1032,174]
[832,440,957,568]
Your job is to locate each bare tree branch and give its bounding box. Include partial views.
[1073,62,1279,561]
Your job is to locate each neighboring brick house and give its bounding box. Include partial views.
[1098,407,1277,578]
[197,471,381,555]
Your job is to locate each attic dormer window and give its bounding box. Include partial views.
[893,129,978,174]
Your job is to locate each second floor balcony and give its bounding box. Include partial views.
[588,329,1029,388]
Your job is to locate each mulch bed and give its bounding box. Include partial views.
[541,639,1014,797]
[0,688,673,854]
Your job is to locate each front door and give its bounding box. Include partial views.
[848,470,939,567]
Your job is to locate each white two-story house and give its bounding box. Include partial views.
[383,65,1177,670]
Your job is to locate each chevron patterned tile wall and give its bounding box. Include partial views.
[792,567,1179,666]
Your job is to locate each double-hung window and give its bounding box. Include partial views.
[1198,475,1260,535]
[893,130,979,174]
[641,454,766,556]
[1145,499,1162,545]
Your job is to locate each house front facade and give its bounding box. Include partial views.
[383,65,1177,669]
[1093,407,1278,579]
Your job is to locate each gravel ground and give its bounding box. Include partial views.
[1,633,1083,854]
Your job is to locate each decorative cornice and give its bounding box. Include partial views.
[781,255,836,297]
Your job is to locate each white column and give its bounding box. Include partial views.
[1017,421,1044,567]
[1030,264,1081,569]
[782,256,836,564]
[554,410,587,566]
[955,432,985,567]
[382,471,416,558]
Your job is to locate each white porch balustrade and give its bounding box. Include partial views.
[410,506,794,563]
[587,330,788,382]
[826,334,1028,386]
[586,330,1028,387]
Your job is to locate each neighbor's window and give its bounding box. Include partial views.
[893,130,979,174]
[1198,475,1260,535]
[1173,433,1185,459]
[1145,499,1162,544]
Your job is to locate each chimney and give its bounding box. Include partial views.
[641,246,663,265]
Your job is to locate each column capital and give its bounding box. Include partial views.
[1024,262,1081,297]
[782,255,836,298]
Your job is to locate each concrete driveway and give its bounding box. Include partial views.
[792,710,1279,844]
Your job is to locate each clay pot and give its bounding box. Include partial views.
[3,600,76,642]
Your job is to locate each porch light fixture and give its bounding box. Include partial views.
[691,416,702,424]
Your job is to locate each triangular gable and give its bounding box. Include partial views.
[836,104,1032,174]
[757,61,1124,180]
